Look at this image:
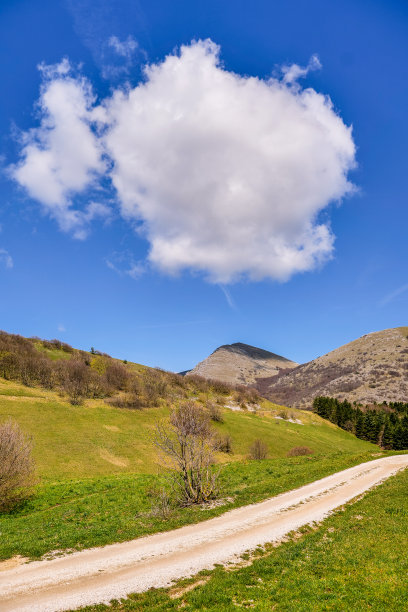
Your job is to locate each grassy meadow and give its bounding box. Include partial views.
[0,379,373,479]
[0,450,383,561]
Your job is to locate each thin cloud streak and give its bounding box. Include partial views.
[219,285,237,310]
[379,283,408,307]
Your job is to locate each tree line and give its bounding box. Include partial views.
[313,396,408,450]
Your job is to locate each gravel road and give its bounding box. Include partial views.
[1,455,407,612]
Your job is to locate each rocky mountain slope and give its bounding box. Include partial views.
[187,342,298,386]
[259,327,408,408]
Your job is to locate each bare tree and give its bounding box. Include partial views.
[249,438,269,460]
[154,401,219,505]
[0,420,36,512]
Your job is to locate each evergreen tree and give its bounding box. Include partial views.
[381,419,394,449]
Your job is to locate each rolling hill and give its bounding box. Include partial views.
[187,342,298,387]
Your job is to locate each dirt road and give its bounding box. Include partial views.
[1,455,407,612]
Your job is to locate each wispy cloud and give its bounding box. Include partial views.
[108,35,138,60]
[66,0,150,80]
[106,250,145,279]
[219,285,237,310]
[57,324,66,332]
[379,283,408,307]
[0,248,13,269]
[281,54,322,85]
[102,36,146,79]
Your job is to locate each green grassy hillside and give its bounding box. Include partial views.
[0,333,381,567]
[0,379,374,479]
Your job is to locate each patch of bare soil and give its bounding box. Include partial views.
[0,557,28,572]
[99,448,128,467]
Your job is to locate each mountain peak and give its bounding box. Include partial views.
[188,342,298,386]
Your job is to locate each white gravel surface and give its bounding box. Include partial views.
[1,455,407,612]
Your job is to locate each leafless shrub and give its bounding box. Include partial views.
[244,387,260,404]
[186,374,212,393]
[154,401,219,505]
[105,362,129,390]
[59,358,91,405]
[146,485,173,519]
[166,372,188,390]
[233,388,247,405]
[248,438,269,460]
[209,379,231,395]
[0,420,37,512]
[46,339,74,353]
[287,446,313,457]
[143,370,168,406]
[234,385,260,405]
[88,371,111,398]
[213,433,233,454]
[206,401,224,423]
[104,394,143,409]
[278,410,288,420]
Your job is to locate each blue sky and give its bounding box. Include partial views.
[0,0,407,371]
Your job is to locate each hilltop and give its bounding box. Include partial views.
[260,327,408,408]
[187,342,298,387]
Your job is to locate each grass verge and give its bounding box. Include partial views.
[78,461,408,611]
[1,451,385,561]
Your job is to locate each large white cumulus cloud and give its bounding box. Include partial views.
[12,40,356,282]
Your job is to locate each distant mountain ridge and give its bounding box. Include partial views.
[260,327,408,408]
[187,342,298,386]
[188,328,408,408]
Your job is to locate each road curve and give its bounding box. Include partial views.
[1,455,407,612]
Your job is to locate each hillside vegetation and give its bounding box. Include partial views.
[0,330,252,409]
[0,379,373,479]
[260,327,408,408]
